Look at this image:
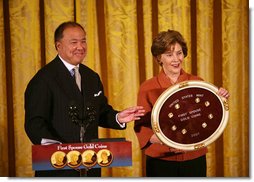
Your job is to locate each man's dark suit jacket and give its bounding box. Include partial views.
[24,55,125,177]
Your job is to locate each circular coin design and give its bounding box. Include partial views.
[51,151,67,169]
[97,149,113,167]
[66,150,82,168]
[82,150,97,168]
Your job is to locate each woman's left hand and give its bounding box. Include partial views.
[218,87,230,99]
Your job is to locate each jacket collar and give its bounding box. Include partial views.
[157,69,189,88]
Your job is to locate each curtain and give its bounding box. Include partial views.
[0,0,249,177]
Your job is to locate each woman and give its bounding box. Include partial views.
[134,30,229,177]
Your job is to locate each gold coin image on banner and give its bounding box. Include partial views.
[82,150,97,168]
[66,150,82,168]
[151,80,229,151]
[51,151,67,169]
[97,149,113,167]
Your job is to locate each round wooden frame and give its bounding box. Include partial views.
[151,81,229,151]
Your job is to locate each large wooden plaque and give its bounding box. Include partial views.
[151,81,229,150]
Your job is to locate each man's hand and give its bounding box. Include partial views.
[117,106,145,123]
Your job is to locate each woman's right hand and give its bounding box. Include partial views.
[150,134,163,144]
[150,134,185,153]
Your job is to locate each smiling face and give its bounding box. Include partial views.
[151,30,188,80]
[56,26,87,65]
[159,42,184,77]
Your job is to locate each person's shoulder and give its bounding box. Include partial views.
[185,72,204,81]
[79,64,99,77]
[79,64,96,73]
[35,58,58,75]
[27,57,59,83]
[139,76,158,90]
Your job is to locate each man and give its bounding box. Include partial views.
[24,21,145,177]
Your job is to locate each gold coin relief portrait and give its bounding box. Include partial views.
[82,150,97,167]
[97,149,113,167]
[51,151,67,169]
[66,150,82,168]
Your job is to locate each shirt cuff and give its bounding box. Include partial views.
[116,113,126,128]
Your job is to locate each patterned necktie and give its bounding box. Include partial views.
[73,67,81,91]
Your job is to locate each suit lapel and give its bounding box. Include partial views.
[79,64,95,102]
[53,57,83,101]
